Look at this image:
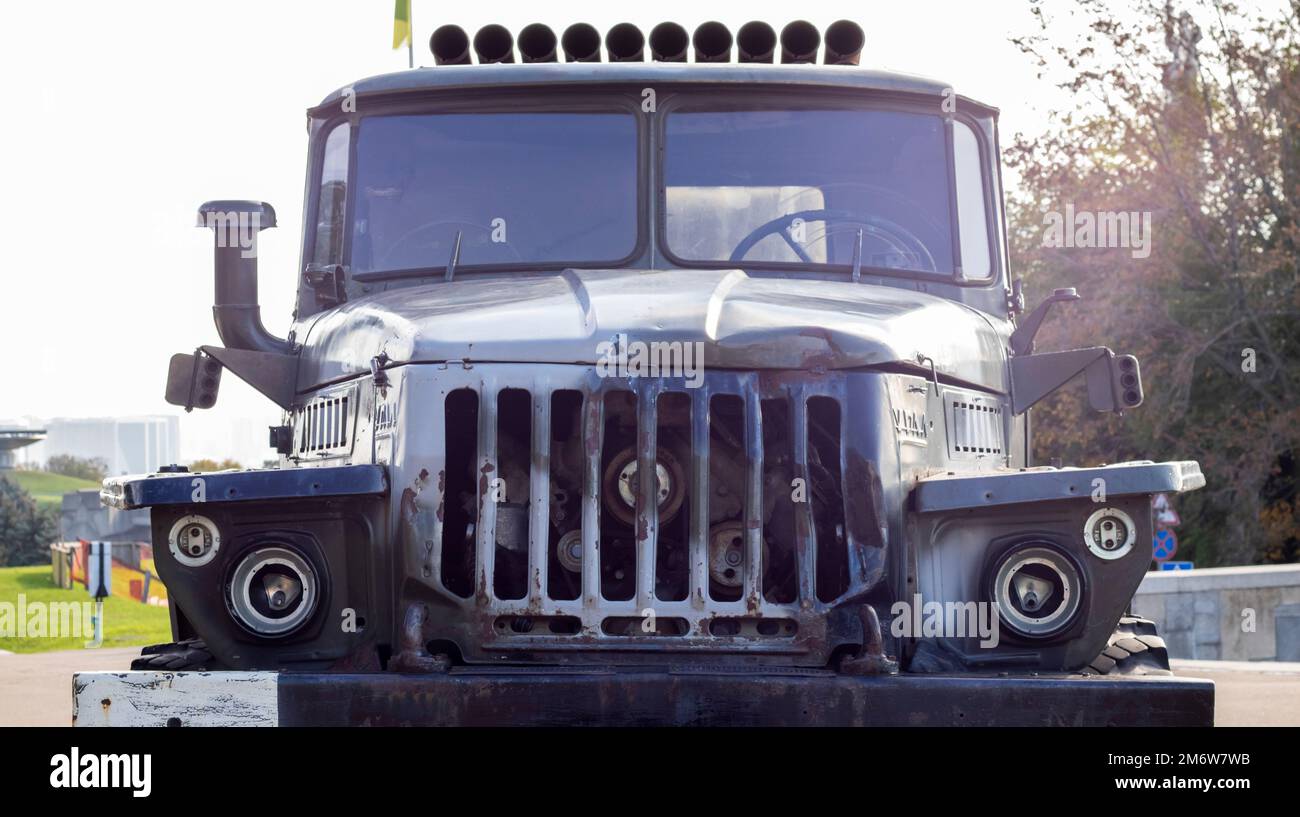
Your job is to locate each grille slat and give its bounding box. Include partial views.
[742,383,764,608]
[790,391,817,603]
[688,386,711,608]
[528,390,551,606]
[634,383,659,609]
[475,389,499,602]
[580,393,604,607]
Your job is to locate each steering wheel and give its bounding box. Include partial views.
[727,208,937,272]
[376,219,522,270]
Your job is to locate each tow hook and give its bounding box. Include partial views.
[840,605,898,676]
[390,603,451,674]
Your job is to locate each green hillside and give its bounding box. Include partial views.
[0,471,99,508]
[0,565,171,653]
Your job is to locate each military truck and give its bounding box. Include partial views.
[76,19,1212,726]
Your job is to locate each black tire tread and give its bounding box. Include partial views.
[1086,616,1172,676]
[130,639,216,671]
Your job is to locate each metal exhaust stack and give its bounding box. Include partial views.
[430,24,471,66]
[649,22,689,62]
[473,24,515,63]
[199,201,291,356]
[692,21,733,62]
[518,23,558,63]
[823,20,864,65]
[736,21,776,63]
[561,23,601,62]
[605,23,645,62]
[780,20,820,63]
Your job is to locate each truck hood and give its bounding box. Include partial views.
[297,268,1010,391]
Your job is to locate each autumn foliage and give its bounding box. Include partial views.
[1007,0,1300,564]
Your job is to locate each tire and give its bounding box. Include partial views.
[130,639,217,671]
[1081,615,1172,676]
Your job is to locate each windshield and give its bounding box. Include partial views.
[350,112,638,276]
[664,108,955,274]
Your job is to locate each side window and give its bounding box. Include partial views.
[311,123,350,266]
[953,122,992,280]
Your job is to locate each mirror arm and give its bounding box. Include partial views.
[1009,287,1081,357]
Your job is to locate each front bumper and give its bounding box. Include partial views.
[73,669,1214,726]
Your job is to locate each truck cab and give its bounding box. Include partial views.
[86,20,1211,726]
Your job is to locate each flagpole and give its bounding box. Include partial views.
[408,1,414,68]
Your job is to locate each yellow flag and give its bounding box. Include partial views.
[393,0,411,50]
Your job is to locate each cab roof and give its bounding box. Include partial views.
[313,63,997,117]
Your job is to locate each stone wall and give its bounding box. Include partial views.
[1131,564,1300,661]
[59,490,151,570]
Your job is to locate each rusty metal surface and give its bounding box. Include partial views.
[275,669,1215,726]
[391,362,890,667]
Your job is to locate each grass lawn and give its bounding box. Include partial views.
[0,471,100,509]
[0,565,171,654]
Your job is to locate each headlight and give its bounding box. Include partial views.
[226,545,318,637]
[989,544,1082,639]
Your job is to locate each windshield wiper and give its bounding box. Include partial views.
[445,230,463,282]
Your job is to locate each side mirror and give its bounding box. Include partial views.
[165,345,298,412]
[165,350,222,411]
[1007,287,1145,415]
[1011,348,1144,415]
[196,200,292,356]
[1088,352,1143,412]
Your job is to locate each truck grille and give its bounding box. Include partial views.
[400,364,884,664]
[292,385,356,459]
[945,389,1004,458]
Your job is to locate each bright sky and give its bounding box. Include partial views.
[0,0,1063,463]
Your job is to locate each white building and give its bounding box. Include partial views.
[31,416,181,476]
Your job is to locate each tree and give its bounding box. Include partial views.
[44,454,108,483]
[0,477,59,567]
[1007,0,1300,564]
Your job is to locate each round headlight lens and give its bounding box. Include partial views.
[226,546,318,637]
[989,545,1082,639]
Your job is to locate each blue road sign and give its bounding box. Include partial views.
[1152,528,1178,561]
[1159,561,1194,571]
